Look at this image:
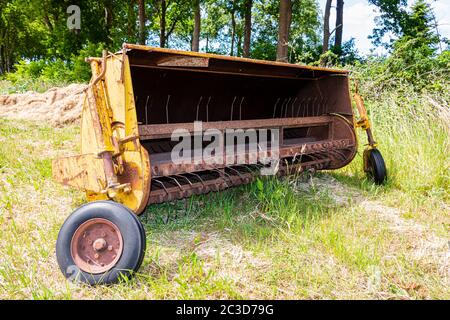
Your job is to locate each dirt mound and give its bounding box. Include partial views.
[0,84,87,126]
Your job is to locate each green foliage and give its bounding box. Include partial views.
[251,0,321,63]
[368,0,444,51]
[70,42,106,82]
[368,0,410,48]
[314,39,362,67]
[350,1,449,92]
[4,42,105,91]
[1,0,448,94]
[4,60,72,92]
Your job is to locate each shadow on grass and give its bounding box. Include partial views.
[136,172,365,280]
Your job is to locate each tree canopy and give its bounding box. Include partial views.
[0,0,448,86]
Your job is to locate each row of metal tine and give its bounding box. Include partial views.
[149,147,351,197]
[151,164,262,195]
[136,95,336,124]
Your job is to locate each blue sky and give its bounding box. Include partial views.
[317,0,450,55]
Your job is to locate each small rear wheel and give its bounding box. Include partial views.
[364,148,387,185]
[56,201,146,285]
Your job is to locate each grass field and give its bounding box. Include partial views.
[0,85,449,299]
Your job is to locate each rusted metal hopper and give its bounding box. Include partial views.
[52,44,386,284]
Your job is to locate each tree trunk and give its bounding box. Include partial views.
[127,0,136,41]
[0,45,4,75]
[138,0,146,44]
[334,0,344,53]
[230,8,236,56]
[104,0,114,45]
[237,30,242,57]
[192,0,200,52]
[160,0,167,47]
[276,0,292,62]
[243,0,252,58]
[322,0,332,53]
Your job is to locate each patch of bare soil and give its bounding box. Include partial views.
[0,84,86,126]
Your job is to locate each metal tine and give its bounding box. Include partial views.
[272,98,281,118]
[278,98,284,118]
[167,176,184,192]
[284,98,292,117]
[298,98,309,117]
[319,97,324,116]
[309,97,315,117]
[331,149,348,161]
[291,97,298,117]
[306,98,314,117]
[313,97,323,117]
[287,97,294,117]
[321,98,327,116]
[175,174,193,186]
[235,164,255,174]
[314,97,319,117]
[144,95,150,125]
[311,152,325,160]
[292,152,299,164]
[227,166,246,181]
[211,169,230,187]
[253,162,266,169]
[283,97,290,117]
[239,97,245,120]
[311,97,317,117]
[213,168,234,182]
[307,154,320,162]
[296,98,305,117]
[279,98,287,118]
[230,96,237,120]
[185,172,206,187]
[205,96,211,122]
[196,96,203,121]
[313,97,318,117]
[285,97,291,117]
[291,97,296,117]
[282,98,288,117]
[152,179,169,195]
[165,95,171,124]
[303,97,310,117]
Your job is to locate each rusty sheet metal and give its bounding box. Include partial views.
[156,56,209,68]
[149,138,355,178]
[123,43,349,75]
[147,157,334,204]
[138,116,332,140]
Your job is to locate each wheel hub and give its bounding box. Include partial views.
[93,238,107,251]
[71,218,123,274]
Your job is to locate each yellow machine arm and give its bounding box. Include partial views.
[52,50,151,214]
[353,81,377,148]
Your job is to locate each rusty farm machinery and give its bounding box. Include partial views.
[52,44,386,284]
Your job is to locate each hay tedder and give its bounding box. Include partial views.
[52,44,386,284]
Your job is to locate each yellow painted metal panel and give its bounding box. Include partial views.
[52,154,106,192]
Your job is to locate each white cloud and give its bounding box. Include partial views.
[431,0,450,45]
[317,0,450,55]
[343,2,380,54]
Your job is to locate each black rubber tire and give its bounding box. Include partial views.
[56,201,146,285]
[365,149,387,185]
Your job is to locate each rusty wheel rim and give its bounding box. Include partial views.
[70,218,123,274]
